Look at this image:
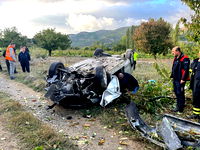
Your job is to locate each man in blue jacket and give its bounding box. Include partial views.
[18,46,31,72]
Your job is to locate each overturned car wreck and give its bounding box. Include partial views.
[45,49,135,108]
[126,102,200,150]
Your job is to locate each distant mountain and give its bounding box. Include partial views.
[69,27,129,47]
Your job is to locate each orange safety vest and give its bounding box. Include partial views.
[5,45,15,61]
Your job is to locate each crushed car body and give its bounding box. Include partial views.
[45,49,135,108]
[126,101,200,150]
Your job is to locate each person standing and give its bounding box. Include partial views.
[5,43,16,79]
[18,46,31,72]
[170,46,190,112]
[25,46,29,53]
[133,49,138,70]
[0,49,2,71]
[189,51,200,119]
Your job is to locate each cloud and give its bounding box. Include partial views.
[0,0,193,37]
[166,7,193,27]
[34,15,66,27]
[65,14,147,33]
[39,0,64,2]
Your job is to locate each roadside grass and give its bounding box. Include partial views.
[28,46,175,59]
[29,47,123,58]
[0,92,79,150]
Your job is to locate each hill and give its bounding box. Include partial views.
[69,27,129,47]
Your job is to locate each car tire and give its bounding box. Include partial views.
[125,50,134,65]
[48,62,65,78]
[95,66,107,89]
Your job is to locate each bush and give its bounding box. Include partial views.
[132,62,173,114]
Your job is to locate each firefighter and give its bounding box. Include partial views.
[5,43,16,79]
[170,46,190,112]
[189,51,200,119]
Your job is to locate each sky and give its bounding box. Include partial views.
[0,0,192,38]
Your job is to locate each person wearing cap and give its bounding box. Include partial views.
[189,51,200,119]
[170,46,190,112]
[5,43,16,79]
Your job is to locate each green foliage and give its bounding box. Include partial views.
[0,27,29,48]
[34,146,44,150]
[52,49,122,57]
[153,63,171,80]
[172,20,180,46]
[179,42,199,59]
[133,18,173,58]
[132,63,173,114]
[112,43,126,51]
[181,0,200,45]
[125,25,137,49]
[33,28,71,56]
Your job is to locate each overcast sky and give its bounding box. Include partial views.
[0,0,192,38]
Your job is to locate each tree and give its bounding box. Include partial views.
[124,25,137,49]
[113,43,126,51]
[133,18,173,58]
[181,0,200,45]
[0,30,3,46]
[126,28,130,49]
[0,27,28,48]
[130,25,135,49]
[172,20,180,45]
[34,29,71,56]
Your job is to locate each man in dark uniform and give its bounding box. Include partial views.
[189,51,200,119]
[117,72,139,94]
[171,46,190,112]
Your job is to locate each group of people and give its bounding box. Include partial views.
[171,46,200,120]
[1,43,31,79]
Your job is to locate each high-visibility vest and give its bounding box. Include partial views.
[5,46,15,61]
[133,52,138,61]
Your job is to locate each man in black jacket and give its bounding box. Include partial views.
[117,72,139,94]
[189,51,200,119]
[171,46,190,112]
[18,46,31,72]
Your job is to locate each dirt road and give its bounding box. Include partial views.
[0,74,146,150]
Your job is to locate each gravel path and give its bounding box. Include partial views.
[0,74,145,150]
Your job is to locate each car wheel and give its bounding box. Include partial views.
[95,66,107,89]
[125,49,134,65]
[48,62,65,78]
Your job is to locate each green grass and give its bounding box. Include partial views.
[29,46,124,58]
[0,92,79,150]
